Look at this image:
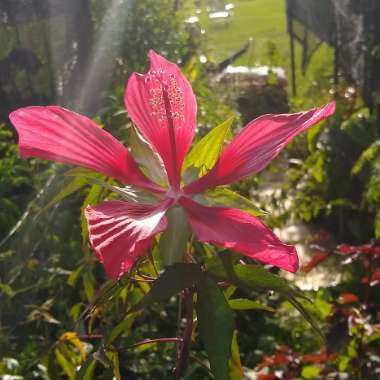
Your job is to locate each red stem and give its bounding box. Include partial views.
[77,334,103,340]
[174,288,194,379]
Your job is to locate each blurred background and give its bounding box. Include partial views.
[1,0,380,379]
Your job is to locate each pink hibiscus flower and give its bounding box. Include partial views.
[9,51,335,279]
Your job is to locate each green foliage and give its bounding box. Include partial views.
[183,116,234,175]
[94,0,189,75]
[196,274,234,380]
[130,263,202,313]
[129,126,167,185]
[0,126,33,240]
[158,207,190,266]
[3,2,380,380]
[268,102,380,242]
[204,187,267,216]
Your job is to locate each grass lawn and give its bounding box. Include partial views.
[188,0,334,99]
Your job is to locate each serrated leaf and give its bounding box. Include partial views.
[129,126,166,185]
[228,299,274,312]
[159,206,190,266]
[196,274,234,380]
[206,253,308,300]
[129,263,202,313]
[204,188,268,216]
[183,116,234,175]
[204,255,323,338]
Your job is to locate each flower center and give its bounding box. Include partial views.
[165,188,184,204]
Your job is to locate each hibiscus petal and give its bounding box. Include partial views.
[9,106,164,193]
[85,200,171,279]
[185,102,335,194]
[125,50,197,189]
[180,197,298,272]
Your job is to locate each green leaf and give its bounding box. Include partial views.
[83,271,95,302]
[159,207,190,266]
[106,314,135,345]
[307,123,323,152]
[183,116,234,175]
[206,254,307,300]
[66,167,143,202]
[368,332,380,343]
[204,188,268,216]
[228,299,274,312]
[93,348,112,368]
[75,357,96,380]
[81,184,104,244]
[44,176,88,211]
[64,167,100,178]
[375,212,380,239]
[351,140,380,175]
[228,331,243,380]
[81,280,123,319]
[129,263,202,313]
[67,265,84,287]
[205,255,323,338]
[314,292,332,319]
[0,282,15,297]
[47,349,60,380]
[110,352,121,380]
[224,285,237,300]
[196,274,234,380]
[301,365,321,379]
[129,126,166,185]
[55,347,76,380]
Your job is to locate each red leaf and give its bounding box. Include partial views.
[336,244,355,255]
[339,293,359,304]
[302,352,337,363]
[336,243,380,256]
[361,269,380,285]
[371,269,380,281]
[257,353,292,369]
[258,374,277,380]
[301,252,329,273]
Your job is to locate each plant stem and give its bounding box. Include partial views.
[111,337,183,353]
[189,355,213,376]
[77,334,103,340]
[174,288,194,379]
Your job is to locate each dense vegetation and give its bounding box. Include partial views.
[1,1,380,379]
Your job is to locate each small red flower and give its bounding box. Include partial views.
[10,51,335,279]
